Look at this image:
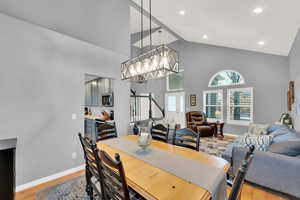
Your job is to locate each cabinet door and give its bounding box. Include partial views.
[104,79,112,93]
[91,80,100,106]
[85,82,92,106]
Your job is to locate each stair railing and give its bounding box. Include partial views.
[130,90,165,123]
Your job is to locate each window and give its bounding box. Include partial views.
[167,70,184,91]
[167,96,177,112]
[203,90,223,122]
[209,70,245,87]
[227,88,253,125]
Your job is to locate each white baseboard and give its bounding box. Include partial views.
[16,164,85,192]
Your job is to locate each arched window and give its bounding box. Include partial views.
[208,70,245,87]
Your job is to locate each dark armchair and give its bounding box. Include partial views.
[186,111,215,137]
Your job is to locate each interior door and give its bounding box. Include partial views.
[165,92,186,128]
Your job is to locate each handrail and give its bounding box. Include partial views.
[152,98,165,117]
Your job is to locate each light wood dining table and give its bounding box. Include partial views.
[97,135,230,200]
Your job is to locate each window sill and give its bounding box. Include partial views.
[207,118,224,123]
[226,120,252,126]
[166,88,185,92]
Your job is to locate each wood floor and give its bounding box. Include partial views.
[16,170,289,200]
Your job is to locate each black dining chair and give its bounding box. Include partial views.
[172,127,200,151]
[228,145,255,200]
[78,133,104,200]
[150,123,170,143]
[99,150,145,200]
[96,121,118,142]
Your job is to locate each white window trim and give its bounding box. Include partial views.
[166,69,184,92]
[203,89,224,122]
[208,69,245,88]
[227,87,254,126]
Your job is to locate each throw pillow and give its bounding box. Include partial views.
[248,123,270,135]
[239,134,273,151]
[269,128,292,138]
[269,141,300,156]
[267,124,289,133]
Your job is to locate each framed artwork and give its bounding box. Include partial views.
[190,94,196,106]
[289,81,295,104]
[288,91,292,112]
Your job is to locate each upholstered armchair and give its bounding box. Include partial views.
[186,111,215,137]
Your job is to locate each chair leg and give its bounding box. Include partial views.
[85,168,94,199]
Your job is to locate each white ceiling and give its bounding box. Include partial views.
[131,0,300,56]
[130,7,177,47]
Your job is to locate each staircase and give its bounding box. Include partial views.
[130,89,165,126]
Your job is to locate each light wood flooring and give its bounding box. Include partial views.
[16,170,289,200]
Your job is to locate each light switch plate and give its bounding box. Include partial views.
[72,152,77,159]
[72,113,77,120]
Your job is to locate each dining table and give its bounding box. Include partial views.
[97,135,230,200]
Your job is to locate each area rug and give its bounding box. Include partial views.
[198,136,236,157]
[36,176,89,200]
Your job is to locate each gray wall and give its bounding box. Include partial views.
[0,0,130,56]
[133,40,289,135]
[289,29,300,81]
[181,41,289,135]
[0,5,130,186]
[289,29,300,131]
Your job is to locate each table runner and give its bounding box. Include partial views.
[101,138,227,200]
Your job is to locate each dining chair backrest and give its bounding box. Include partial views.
[96,122,118,142]
[150,123,169,142]
[172,127,200,151]
[99,150,130,200]
[78,133,104,199]
[228,145,255,200]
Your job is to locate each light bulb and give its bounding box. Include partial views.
[152,55,158,70]
[160,55,169,69]
[129,64,136,76]
[136,62,142,74]
[143,59,150,72]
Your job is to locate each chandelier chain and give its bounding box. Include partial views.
[150,0,152,49]
[141,0,143,49]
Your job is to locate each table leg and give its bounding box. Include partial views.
[213,124,218,137]
[219,124,224,138]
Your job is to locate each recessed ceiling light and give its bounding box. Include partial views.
[202,35,208,39]
[258,41,265,46]
[253,7,263,14]
[179,10,185,16]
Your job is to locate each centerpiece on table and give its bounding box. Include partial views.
[138,131,152,150]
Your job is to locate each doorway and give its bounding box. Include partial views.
[165,92,186,128]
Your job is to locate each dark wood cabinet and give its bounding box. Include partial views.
[0,139,16,200]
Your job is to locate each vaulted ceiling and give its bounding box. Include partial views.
[130,0,300,56]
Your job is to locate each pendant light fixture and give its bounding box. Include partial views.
[121,0,179,83]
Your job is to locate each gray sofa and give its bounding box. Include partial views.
[222,126,300,199]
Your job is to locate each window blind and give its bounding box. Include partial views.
[203,90,223,120]
[228,88,253,124]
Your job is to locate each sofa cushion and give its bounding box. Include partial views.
[272,130,300,143]
[248,123,270,135]
[294,131,300,138]
[239,134,273,151]
[269,141,300,156]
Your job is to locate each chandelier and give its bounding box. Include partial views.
[121,0,179,83]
